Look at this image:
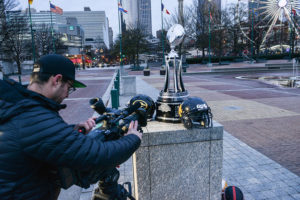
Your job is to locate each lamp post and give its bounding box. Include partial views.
[289,3,294,60]
[28,2,36,63]
[161,0,165,67]
[208,0,212,67]
[178,0,184,25]
[118,0,124,75]
[251,0,254,63]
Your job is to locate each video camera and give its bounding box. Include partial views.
[80,94,156,141]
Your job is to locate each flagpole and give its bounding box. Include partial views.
[208,0,212,67]
[251,0,254,63]
[28,1,36,62]
[118,0,123,75]
[161,0,165,66]
[49,0,56,53]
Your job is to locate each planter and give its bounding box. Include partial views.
[143,70,150,76]
[160,69,166,75]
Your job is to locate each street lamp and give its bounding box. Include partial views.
[208,0,212,67]
[28,3,36,63]
[289,3,294,60]
[178,0,184,25]
[251,0,254,63]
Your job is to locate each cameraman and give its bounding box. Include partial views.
[0,54,142,200]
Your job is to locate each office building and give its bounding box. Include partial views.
[57,8,110,49]
[20,7,111,50]
[122,0,152,36]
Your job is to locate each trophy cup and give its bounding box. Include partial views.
[155,24,189,123]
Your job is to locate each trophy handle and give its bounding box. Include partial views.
[179,56,185,92]
[163,57,170,92]
[173,57,179,93]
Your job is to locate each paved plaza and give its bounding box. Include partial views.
[22,61,298,200]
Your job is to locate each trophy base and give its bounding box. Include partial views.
[155,90,189,123]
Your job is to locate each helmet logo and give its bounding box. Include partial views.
[158,103,171,112]
[133,100,148,109]
[196,104,207,110]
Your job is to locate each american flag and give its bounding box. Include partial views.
[50,3,63,15]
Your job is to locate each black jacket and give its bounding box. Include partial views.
[0,79,141,200]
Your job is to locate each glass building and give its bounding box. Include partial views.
[123,0,152,36]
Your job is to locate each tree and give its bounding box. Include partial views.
[0,0,19,48]
[34,23,54,58]
[112,26,149,67]
[227,3,248,56]
[2,10,30,81]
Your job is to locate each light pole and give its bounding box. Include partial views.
[161,0,165,67]
[251,0,254,63]
[178,0,184,25]
[208,0,212,67]
[289,3,294,60]
[28,2,36,63]
[118,0,124,75]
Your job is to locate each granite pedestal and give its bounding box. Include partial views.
[121,76,136,96]
[133,121,223,200]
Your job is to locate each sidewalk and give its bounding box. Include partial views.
[81,62,300,200]
[119,75,300,200]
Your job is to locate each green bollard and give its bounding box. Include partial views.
[117,70,120,87]
[111,89,119,109]
[114,80,119,95]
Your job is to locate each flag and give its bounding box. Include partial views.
[50,3,63,15]
[161,3,170,15]
[28,0,33,5]
[210,12,212,21]
[292,8,297,16]
[118,3,128,13]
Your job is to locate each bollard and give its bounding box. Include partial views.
[114,80,119,95]
[111,89,119,109]
[117,70,120,89]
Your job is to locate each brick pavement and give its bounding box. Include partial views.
[52,62,300,200]
[136,73,300,200]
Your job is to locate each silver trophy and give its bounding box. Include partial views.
[156,24,189,123]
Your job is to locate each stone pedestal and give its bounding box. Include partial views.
[133,121,223,200]
[121,76,136,96]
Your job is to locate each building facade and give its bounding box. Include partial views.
[122,0,152,36]
[56,8,110,49]
[22,8,111,50]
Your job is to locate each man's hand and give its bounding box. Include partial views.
[74,117,96,134]
[125,120,142,140]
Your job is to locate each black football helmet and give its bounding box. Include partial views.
[178,97,213,129]
[128,94,156,119]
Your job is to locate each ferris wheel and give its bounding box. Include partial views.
[236,0,300,49]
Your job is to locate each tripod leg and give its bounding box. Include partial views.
[92,168,135,200]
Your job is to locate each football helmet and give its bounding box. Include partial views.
[128,94,156,119]
[178,97,213,129]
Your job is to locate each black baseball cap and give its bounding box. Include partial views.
[33,54,86,88]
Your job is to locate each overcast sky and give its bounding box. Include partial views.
[18,0,236,40]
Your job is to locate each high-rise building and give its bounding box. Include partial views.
[21,7,111,49]
[198,0,221,13]
[122,0,152,36]
[57,8,110,49]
